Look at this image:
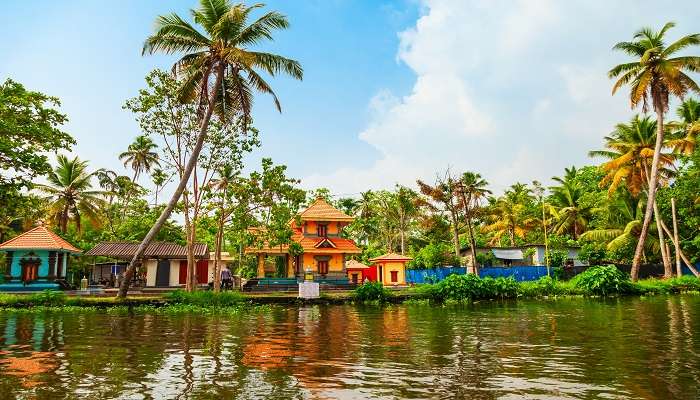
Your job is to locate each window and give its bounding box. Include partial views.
[351,273,359,284]
[317,224,328,237]
[390,271,398,283]
[318,260,329,275]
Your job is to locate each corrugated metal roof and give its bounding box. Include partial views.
[0,226,81,253]
[85,241,208,259]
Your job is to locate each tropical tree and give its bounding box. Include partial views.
[417,172,463,261]
[119,0,303,297]
[609,22,700,280]
[668,98,700,155]
[209,164,237,292]
[119,135,160,183]
[36,155,104,233]
[483,184,538,246]
[455,172,491,272]
[590,115,676,275]
[151,168,169,206]
[549,167,593,240]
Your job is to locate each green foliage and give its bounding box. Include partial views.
[573,265,633,296]
[164,290,244,307]
[429,273,486,301]
[546,249,569,269]
[353,281,393,302]
[481,276,519,299]
[476,251,497,267]
[578,242,607,265]
[410,243,458,269]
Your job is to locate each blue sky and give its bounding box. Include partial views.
[2,0,699,199]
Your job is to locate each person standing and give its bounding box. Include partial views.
[220,266,233,290]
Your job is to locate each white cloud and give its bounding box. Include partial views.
[302,0,691,196]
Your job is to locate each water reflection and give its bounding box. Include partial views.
[0,296,699,399]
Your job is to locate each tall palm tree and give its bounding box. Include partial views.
[609,22,700,280]
[119,0,303,297]
[119,135,160,183]
[668,98,700,155]
[151,168,169,206]
[36,155,104,233]
[456,172,491,272]
[210,164,236,292]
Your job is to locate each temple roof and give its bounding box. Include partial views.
[298,198,354,222]
[85,241,208,260]
[345,259,370,269]
[0,226,81,253]
[246,232,361,254]
[369,253,413,262]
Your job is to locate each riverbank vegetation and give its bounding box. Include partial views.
[1,9,699,295]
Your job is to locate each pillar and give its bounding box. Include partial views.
[257,253,265,278]
[286,254,295,278]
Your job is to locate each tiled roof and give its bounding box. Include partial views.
[369,253,413,262]
[0,226,81,253]
[298,198,354,222]
[246,231,361,254]
[345,259,370,269]
[85,241,208,259]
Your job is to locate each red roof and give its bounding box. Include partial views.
[298,198,354,222]
[345,259,370,269]
[0,226,81,253]
[369,253,412,262]
[246,230,361,254]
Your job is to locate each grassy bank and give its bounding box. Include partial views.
[1,266,699,309]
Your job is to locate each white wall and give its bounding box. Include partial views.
[145,259,157,287]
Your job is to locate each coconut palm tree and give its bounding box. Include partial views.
[36,155,104,233]
[549,168,592,240]
[417,175,462,261]
[483,184,537,246]
[456,172,491,272]
[119,135,160,183]
[119,0,303,297]
[609,22,700,280]
[150,168,169,206]
[210,164,237,292]
[668,98,700,155]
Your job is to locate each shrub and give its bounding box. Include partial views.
[164,289,244,306]
[354,281,393,302]
[482,276,518,299]
[411,243,459,269]
[574,265,633,296]
[28,290,67,306]
[433,273,485,301]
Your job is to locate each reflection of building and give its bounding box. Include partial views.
[0,226,81,291]
[246,198,361,279]
[85,242,231,288]
[461,245,587,267]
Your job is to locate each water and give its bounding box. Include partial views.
[1,296,699,399]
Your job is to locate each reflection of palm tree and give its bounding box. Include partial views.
[36,155,104,233]
[609,22,700,280]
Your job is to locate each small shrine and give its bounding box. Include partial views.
[0,226,81,291]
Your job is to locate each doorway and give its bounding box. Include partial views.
[21,261,39,283]
[155,260,170,287]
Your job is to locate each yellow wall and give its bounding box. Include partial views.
[304,221,341,236]
[301,253,344,274]
[378,261,406,286]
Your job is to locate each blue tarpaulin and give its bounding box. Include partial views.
[406,266,551,284]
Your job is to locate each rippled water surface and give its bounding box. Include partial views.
[1,296,700,399]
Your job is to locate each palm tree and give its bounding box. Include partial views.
[417,175,462,261]
[590,115,676,275]
[151,168,169,206]
[210,164,236,292]
[549,167,592,240]
[609,22,700,280]
[119,0,303,297]
[668,98,700,155]
[455,172,491,273]
[36,155,104,233]
[119,135,160,183]
[483,184,537,246]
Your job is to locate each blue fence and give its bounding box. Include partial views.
[406,265,551,284]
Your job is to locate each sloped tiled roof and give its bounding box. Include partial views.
[85,241,208,259]
[298,198,354,222]
[246,231,361,255]
[0,226,81,253]
[369,253,413,262]
[345,259,369,269]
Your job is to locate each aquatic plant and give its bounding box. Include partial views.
[353,282,393,302]
[573,265,634,296]
[164,289,245,306]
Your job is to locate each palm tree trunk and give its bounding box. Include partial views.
[467,219,479,274]
[654,200,673,278]
[118,66,225,298]
[213,194,226,293]
[449,209,461,264]
[400,230,405,255]
[630,111,665,281]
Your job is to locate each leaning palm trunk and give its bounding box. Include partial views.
[653,200,673,277]
[630,113,665,281]
[118,67,224,298]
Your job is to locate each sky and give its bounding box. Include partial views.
[2,0,699,201]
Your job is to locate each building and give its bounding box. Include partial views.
[461,244,586,267]
[0,226,81,291]
[369,253,411,286]
[85,241,218,288]
[246,198,362,280]
[345,259,374,284]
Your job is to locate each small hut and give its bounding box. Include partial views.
[0,226,81,291]
[345,259,374,284]
[369,253,412,286]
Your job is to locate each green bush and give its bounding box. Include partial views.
[482,276,518,299]
[574,265,633,296]
[432,273,485,301]
[411,243,459,269]
[28,290,67,306]
[353,281,393,302]
[164,289,244,306]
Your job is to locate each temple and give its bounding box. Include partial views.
[0,226,81,291]
[246,198,361,280]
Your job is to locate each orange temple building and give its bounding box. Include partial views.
[246,198,362,280]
